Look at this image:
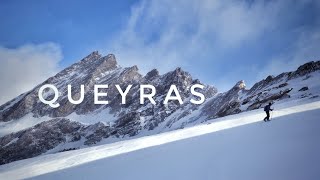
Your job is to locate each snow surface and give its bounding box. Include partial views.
[0,101,319,180]
[0,108,117,138]
[0,114,52,137]
[66,107,116,125]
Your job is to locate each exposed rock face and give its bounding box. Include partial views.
[202,80,246,119]
[0,118,82,164]
[289,61,320,79]
[188,61,320,121]
[299,86,309,91]
[0,52,119,121]
[144,69,160,81]
[0,118,116,164]
[0,52,319,165]
[0,51,218,164]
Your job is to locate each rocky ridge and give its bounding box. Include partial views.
[0,52,319,165]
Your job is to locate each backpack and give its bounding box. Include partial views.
[264,105,268,111]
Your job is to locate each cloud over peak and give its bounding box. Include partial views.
[0,43,62,104]
[105,0,320,90]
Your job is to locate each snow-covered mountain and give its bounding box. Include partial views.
[0,100,319,180]
[0,51,319,165]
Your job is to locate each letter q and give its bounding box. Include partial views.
[38,84,60,108]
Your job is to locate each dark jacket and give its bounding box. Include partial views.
[264,104,273,112]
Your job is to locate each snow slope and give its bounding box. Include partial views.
[0,101,319,180]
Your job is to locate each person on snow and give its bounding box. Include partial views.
[263,102,273,122]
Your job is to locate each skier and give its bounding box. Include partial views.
[263,102,273,122]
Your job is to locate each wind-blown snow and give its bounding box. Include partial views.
[0,114,52,137]
[3,138,18,148]
[66,107,117,125]
[0,101,319,180]
[0,108,117,138]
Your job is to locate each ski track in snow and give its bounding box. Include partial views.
[0,101,319,180]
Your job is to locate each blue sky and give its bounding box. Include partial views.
[0,0,136,66]
[0,0,320,104]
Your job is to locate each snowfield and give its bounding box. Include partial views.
[0,100,319,180]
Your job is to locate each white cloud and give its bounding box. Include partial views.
[257,29,320,81]
[0,43,62,105]
[107,0,285,75]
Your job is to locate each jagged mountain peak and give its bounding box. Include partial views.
[119,65,140,76]
[144,69,160,81]
[75,52,118,72]
[131,65,139,71]
[158,67,193,93]
[117,65,142,83]
[81,51,102,63]
[173,67,187,75]
[222,80,245,98]
[265,75,274,82]
[234,80,246,90]
[92,54,119,76]
[164,67,191,80]
[289,60,320,78]
[99,54,118,69]
[296,60,320,72]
